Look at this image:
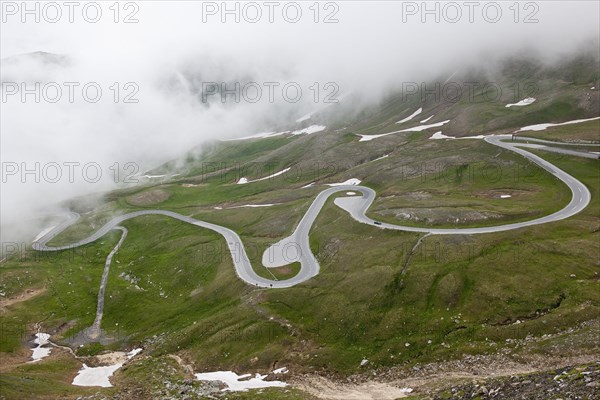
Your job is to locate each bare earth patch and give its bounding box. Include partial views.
[0,348,35,371]
[292,320,600,398]
[272,265,292,275]
[126,189,171,206]
[400,191,433,201]
[292,354,600,400]
[0,287,46,313]
[376,207,507,224]
[93,351,128,366]
[292,376,413,399]
[388,353,600,398]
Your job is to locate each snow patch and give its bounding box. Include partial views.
[357,133,391,142]
[72,363,121,387]
[430,131,453,140]
[506,97,536,108]
[34,332,50,346]
[346,192,357,196]
[517,117,600,132]
[372,154,390,162]
[326,178,361,187]
[402,119,451,132]
[30,333,51,362]
[34,226,55,242]
[272,367,288,374]
[140,174,166,179]
[420,115,434,123]
[195,371,287,392]
[230,204,277,208]
[295,113,312,123]
[223,131,290,141]
[302,182,315,188]
[31,347,51,362]
[358,120,450,142]
[291,125,326,135]
[237,167,291,185]
[396,108,422,124]
[460,134,487,139]
[430,132,488,140]
[127,348,142,358]
[293,92,351,124]
[72,348,142,387]
[500,195,512,199]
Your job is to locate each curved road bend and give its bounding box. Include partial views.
[509,136,600,159]
[514,136,600,147]
[33,135,593,288]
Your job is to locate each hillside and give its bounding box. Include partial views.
[1,53,599,400]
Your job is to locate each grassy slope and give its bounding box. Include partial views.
[263,150,599,373]
[1,56,598,398]
[521,118,600,143]
[1,135,597,398]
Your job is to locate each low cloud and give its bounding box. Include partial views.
[1,1,599,245]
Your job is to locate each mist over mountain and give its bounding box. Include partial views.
[1,1,599,244]
[2,3,600,399]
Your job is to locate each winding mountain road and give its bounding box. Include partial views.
[510,136,600,159]
[33,135,593,289]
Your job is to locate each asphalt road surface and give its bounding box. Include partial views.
[510,136,599,159]
[33,135,593,288]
